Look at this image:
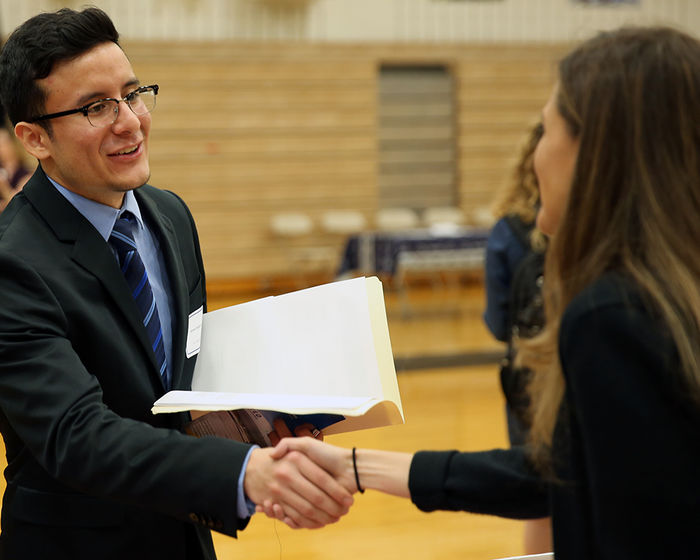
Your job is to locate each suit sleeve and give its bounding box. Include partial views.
[409,447,549,519]
[0,247,248,537]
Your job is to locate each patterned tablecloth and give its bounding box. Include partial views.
[337,226,490,277]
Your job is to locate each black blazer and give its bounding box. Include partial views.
[409,274,700,558]
[0,167,251,560]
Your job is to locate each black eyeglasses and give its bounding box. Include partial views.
[29,84,159,128]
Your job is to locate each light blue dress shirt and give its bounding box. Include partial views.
[49,177,256,519]
[50,179,175,375]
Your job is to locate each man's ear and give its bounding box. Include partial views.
[14,122,51,161]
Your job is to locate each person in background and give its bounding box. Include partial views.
[0,8,351,559]
[0,124,31,212]
[482,121,551,553]
[483,121,545,344]
[264,25,700,559]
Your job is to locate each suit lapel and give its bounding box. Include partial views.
[135,189,189,390]
[23,168,165,390]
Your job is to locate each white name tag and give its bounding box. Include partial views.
[185,306,203,359]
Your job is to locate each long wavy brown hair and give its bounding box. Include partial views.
[491,121,547,251]
[492,121,543,224]
[524,26,700,468]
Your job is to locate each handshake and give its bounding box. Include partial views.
[243,419,413,530]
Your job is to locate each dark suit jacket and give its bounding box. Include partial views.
[0,167,251,559]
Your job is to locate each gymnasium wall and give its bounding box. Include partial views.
[2,1,694,281]
[128,40,563,279]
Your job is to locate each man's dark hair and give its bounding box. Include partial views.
[0,7,120,127]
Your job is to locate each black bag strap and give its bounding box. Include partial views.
[504,250,546,362]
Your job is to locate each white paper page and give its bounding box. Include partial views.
[264,277,382,398]
[152,390,381,415]
[191,278,382,399]
[191,296,277,391]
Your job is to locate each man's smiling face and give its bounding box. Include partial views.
[31,41,152,208]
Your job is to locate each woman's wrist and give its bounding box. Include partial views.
[352,447,365,493]
[353,448,413,498]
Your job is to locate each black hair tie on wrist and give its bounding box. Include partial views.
[352,447,365,493]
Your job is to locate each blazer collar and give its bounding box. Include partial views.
[23,166,186,394]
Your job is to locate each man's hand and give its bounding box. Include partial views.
[272,436,355,492]
[259,438,414,526]
[244,444,353,529]
[256,437,356,528]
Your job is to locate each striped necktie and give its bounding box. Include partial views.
[110,212,170,389]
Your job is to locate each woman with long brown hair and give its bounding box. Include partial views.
[264,26,700,558]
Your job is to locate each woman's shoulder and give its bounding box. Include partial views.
[487,215,534,252]
[488,216,516,239]
[561,272,649,337]
[568,272,639,310]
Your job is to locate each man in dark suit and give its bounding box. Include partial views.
[0,7,351,559]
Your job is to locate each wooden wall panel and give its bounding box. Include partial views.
[125,40,566,281]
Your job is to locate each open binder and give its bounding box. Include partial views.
[152,276,404,439]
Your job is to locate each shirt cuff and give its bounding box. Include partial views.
[237,445,259,519]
